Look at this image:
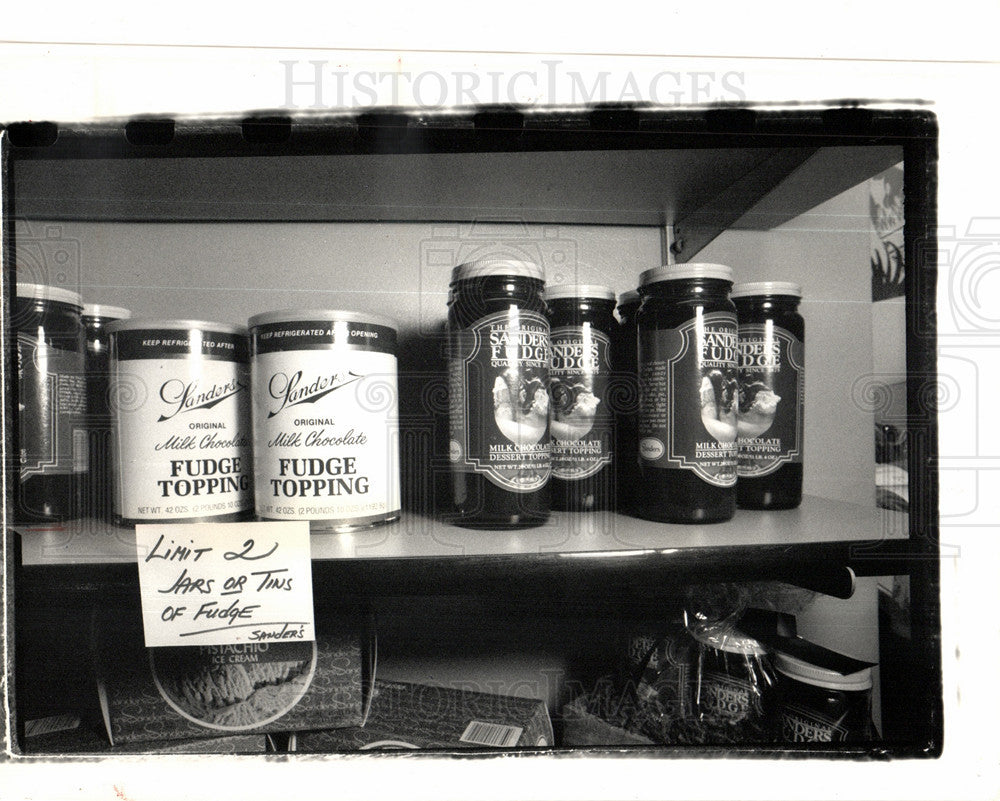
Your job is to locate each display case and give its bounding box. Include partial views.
[2,106,939,757]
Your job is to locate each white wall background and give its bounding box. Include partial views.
[16,179,880,508]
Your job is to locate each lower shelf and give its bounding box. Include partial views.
[15,496,910,600]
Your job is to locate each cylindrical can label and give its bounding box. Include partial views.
[109,322,253,524]
[250,313,400,531]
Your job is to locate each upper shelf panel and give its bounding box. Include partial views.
[12,147,802,225]
[11,140,902,258]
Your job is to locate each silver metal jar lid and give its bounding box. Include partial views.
[639,262,734,287]
[247,308,398,331]
[773,652,874,691]
[617,289,641,306]
[83,303,132,320]
[730,281,803,299]
[16,282,83,309]
[451,258,544,283]
[105,318,249,337]
[544,283,616,302]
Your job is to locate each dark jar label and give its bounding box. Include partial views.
[638,312,738,487]
[17,332,87,481]
[698,672,761,724]
[448,309,551,492]
[549,325,612,481]
[737,323,804,477]
[778,703,848,742]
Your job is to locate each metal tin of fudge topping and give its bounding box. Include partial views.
[248,309,401,532]
[107,318,253,525]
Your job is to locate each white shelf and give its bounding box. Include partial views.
[17,495,907,567]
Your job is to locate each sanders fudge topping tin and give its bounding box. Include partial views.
[107,319,253,525]
[248,310,401,532]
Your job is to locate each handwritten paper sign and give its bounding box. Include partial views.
[135,521,314,648]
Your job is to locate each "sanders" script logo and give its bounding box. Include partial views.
[267,370,363,418]
[158,378,246,422]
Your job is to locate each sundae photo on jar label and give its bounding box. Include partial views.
[737,381,781,438]
[699,368,739,444]
[492,368,548,447]
[549,379,600,442]
[736,325,803,477]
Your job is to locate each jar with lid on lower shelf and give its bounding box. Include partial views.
[772,652,876,743]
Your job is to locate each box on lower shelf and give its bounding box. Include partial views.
[290,680,553,752]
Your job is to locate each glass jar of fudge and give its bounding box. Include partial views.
[14,283,87,522]
[447,259,551,528]
[613,289,641,515]
[731,282,805,510]
[545,284,616,512]
[636,264,738,523]
[772,652,876,743]
[83,303,132,522]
